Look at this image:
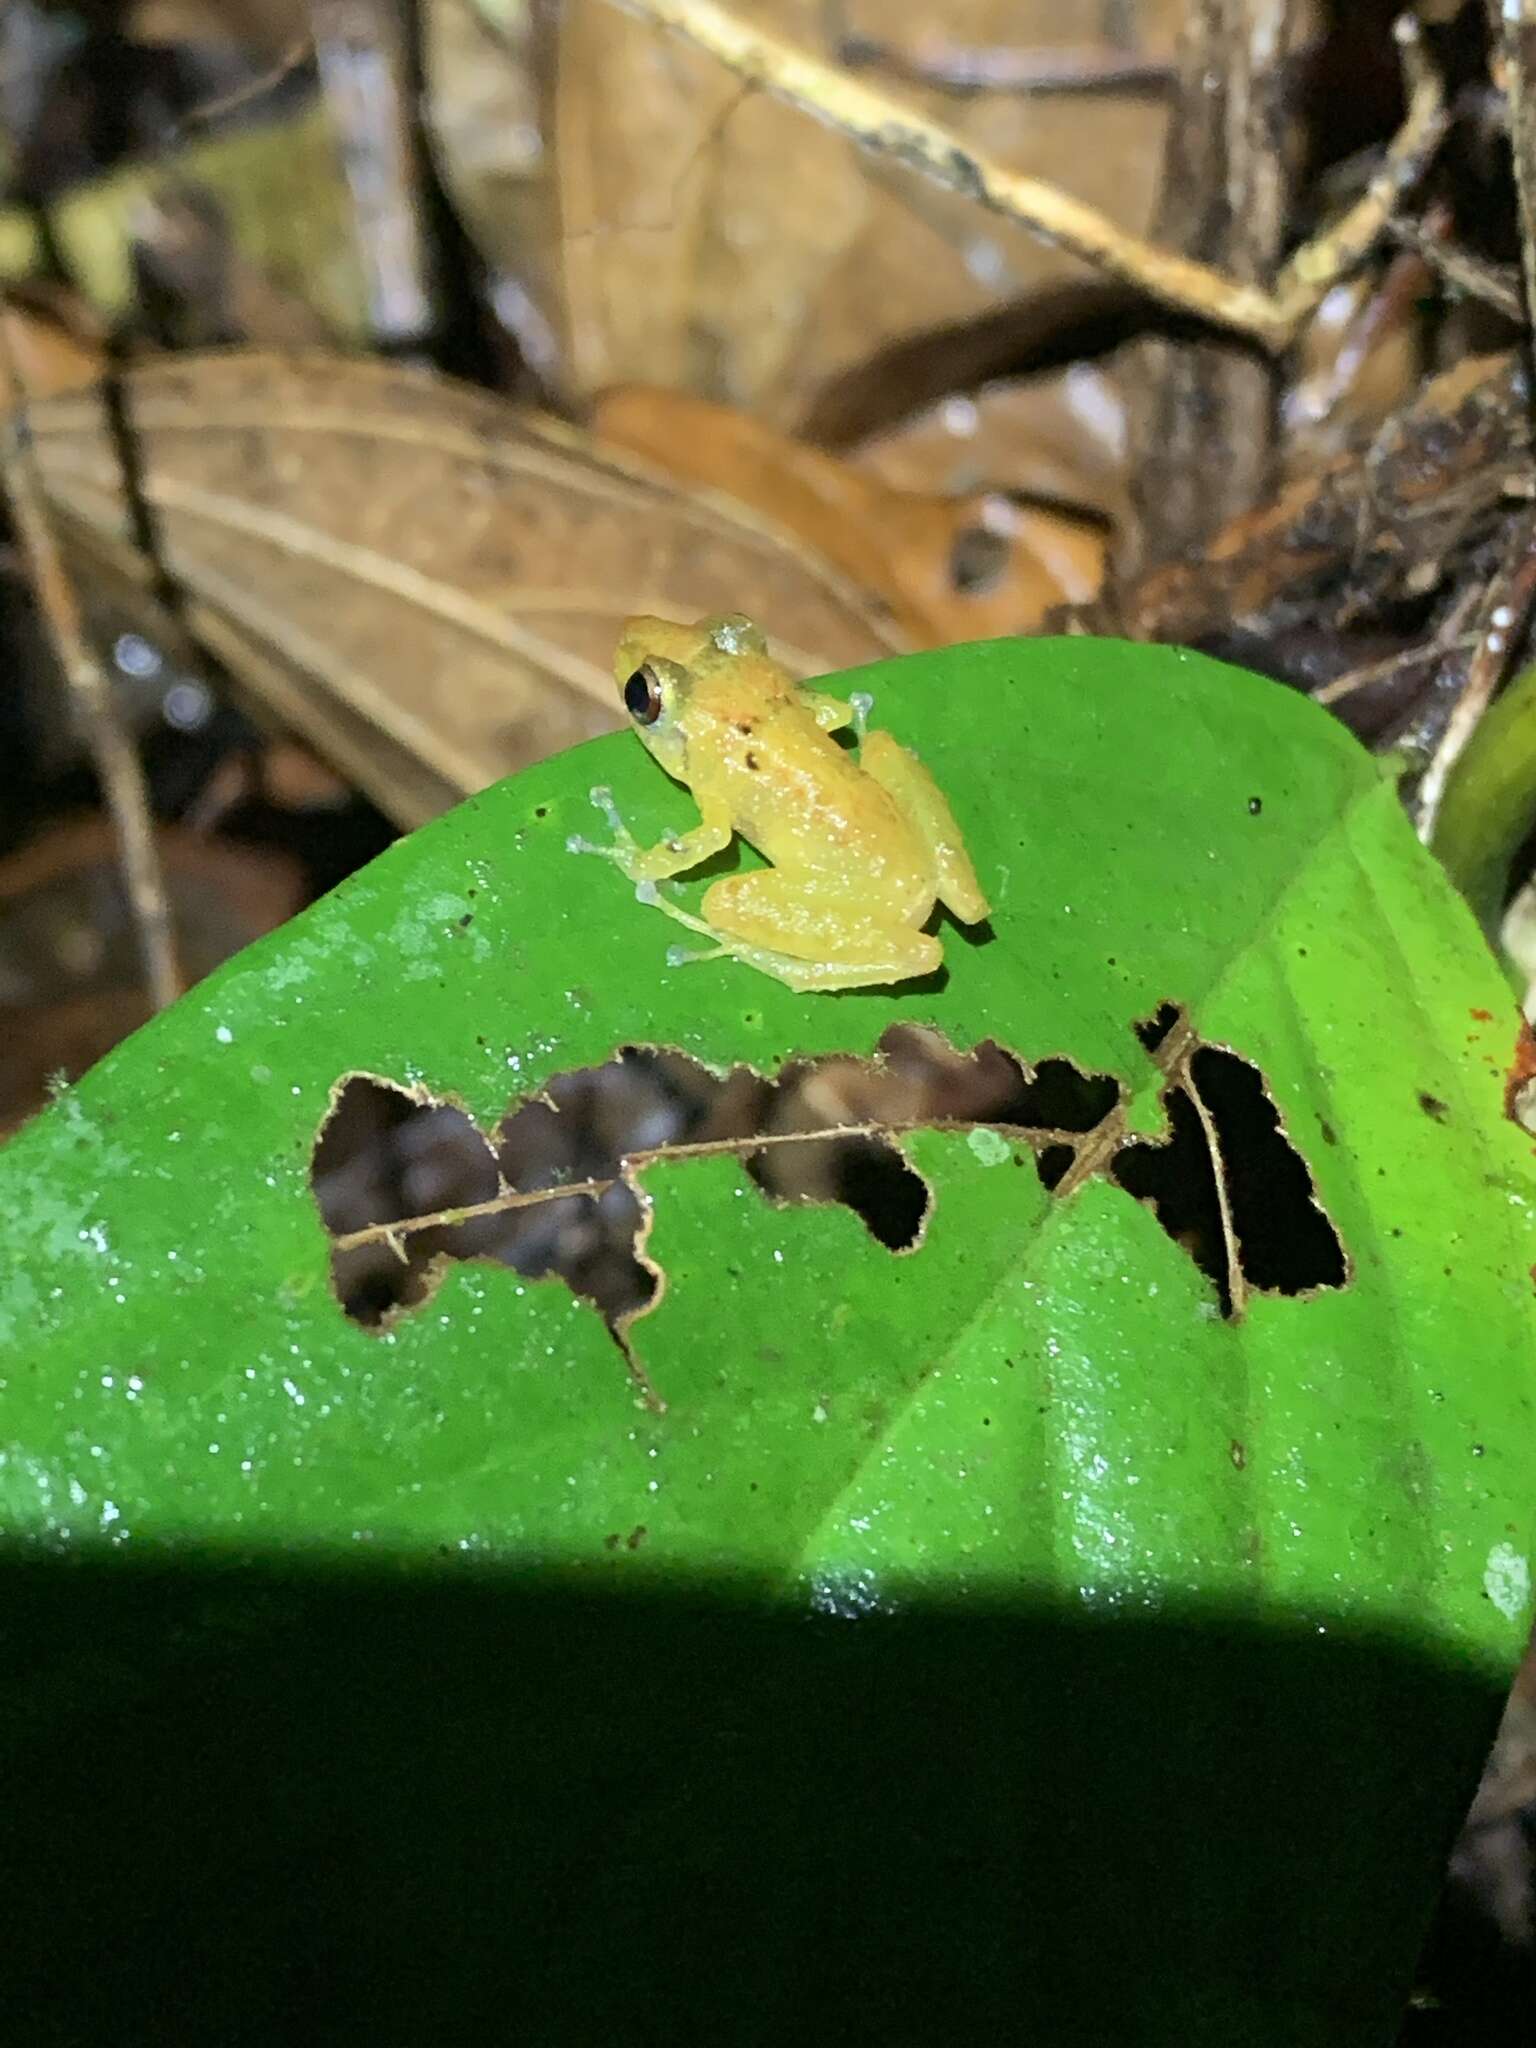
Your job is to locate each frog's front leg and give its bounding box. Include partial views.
[798,688,856,735]
[568,785,732,882]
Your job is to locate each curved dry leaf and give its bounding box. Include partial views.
[849,364,1133,527]
[0,814,304,1135]
[594,383,1104,640]
[20,350,902,825]
[426,0,1179,422]
[0,300,105,401]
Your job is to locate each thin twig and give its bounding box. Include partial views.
[0,313,180,1011]
[608,0,1446,351]
[1500,0,1536,336]
[608,0,1281,342]
[165,33,315,139]
[1386,214,1524,323]
[1312,625,1481,706]
[1283,246,1435,437]
[1267,14,1450,331]
[1417,507,1536,840]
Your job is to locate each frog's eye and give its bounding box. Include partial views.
[624,665,663,724]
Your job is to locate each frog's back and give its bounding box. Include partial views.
[710,694,930,892]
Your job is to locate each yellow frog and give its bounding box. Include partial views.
[568,614,990,992]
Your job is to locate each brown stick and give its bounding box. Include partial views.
[1267,14,1449,330]
[168,33,316,137]
[1499,0,1536,334]
[1386,213,1524,324]
[608,0,1447,351]
[1123,0,1300,571]
[0,313,180,1012]
[1416,508,1536,839]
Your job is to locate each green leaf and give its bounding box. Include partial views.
[5,633,1534,2036]
[1431,657,1536,942]
[1,634,1530,1624]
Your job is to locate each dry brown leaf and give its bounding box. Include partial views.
[0,299,105,402]
[849,365,1132,527]
[426,0,1180,422]
[0,815,304,1136]
[130,0,308,54]
[19,351,901,824]
[594,383,1104,640]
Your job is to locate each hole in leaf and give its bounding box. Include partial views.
[1187,1044,1348,1297]
[987,1056,1120,1133]
[1135,1001,1181,1053]
[313,1078,501,1328]
[1035,1143,1075,1192]
[1112,1009,1347,1316]
[310,1010,1346,1346]
[1112,1088,1230,1310]
[311,1029,1119,1332]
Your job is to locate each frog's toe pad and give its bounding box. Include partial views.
[587,784,631,833]
[634,879,662,905]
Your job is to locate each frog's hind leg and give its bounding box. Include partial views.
[858,730,991,925]
[700,871,942,992]
[627,881,736,968]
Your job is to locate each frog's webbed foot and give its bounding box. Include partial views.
[566,784,641,865]
[631,880,730,965]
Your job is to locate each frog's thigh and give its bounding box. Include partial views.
[701,871,941,983]
[858,731,991,924]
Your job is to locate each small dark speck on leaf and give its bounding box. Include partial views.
[1417,1092,1449,1121]
[1319,1119,1337,1145]
[458,913,473,928]
[1247,797,1262,815]
[1472,1443,1486,1457]
[626,1525,648,1550]
[1230,1439,1247,1470]
[534,805,549,820]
